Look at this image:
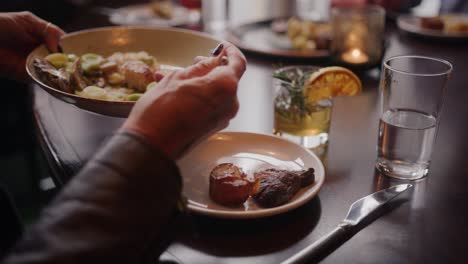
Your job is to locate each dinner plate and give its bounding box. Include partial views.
[397,14,468,40]
[228,19,330,59]
[109,3,189,27]
[177,132,325,219]
[26,26,220,117]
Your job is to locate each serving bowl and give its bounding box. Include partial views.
[26,26,221,117]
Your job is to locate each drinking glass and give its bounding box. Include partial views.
[179,0,202,25]
[201,0,229,36]
[296,0,331,22]
[376,55,452,180]
[273,66,333,157]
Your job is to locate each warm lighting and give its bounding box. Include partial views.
[331,5,385,68]
[342,48,369,64]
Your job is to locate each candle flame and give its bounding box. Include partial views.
[342,48,369,64]
[351,48,362,58]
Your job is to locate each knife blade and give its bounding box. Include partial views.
[281,184,413,264]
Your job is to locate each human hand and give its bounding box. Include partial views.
[0,12,65,81]
[122,42,247,160]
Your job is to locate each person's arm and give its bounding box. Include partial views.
[3,42,246,263]
[4,132,182,263]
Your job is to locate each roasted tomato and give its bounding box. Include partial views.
[209,163,256,206]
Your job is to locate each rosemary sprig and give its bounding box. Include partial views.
[273,68,317,118]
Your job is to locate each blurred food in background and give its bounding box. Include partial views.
[285,17,331,51]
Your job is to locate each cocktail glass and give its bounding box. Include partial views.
[273,66,333,157]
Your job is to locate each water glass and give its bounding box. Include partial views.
[273,66,333,157]
[296,0,331,22]
[201,0,229,36]
[376,55,452,180]
[179,0,202,25]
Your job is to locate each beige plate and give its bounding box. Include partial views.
[228,19,330,59]
[177,132,326,219]
[26,26,221,117]
[398,14,468,40]
[109,4,189,27]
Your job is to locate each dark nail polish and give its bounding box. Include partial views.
[210,43,224,56]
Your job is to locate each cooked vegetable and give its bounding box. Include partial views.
[35,51,171,102]
[44,53,69,69]
[126,93,143,101]
[146,81,158,91]
[107,72,125,85]
[136,52,156,66]
[67,54,78,62]
[81,86,107,100]
[81,53,104,75]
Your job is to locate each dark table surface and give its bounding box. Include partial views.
[32,3,468,264]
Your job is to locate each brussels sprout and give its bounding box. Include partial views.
[136,52,155,66]
[82,86,107,100]
[107,72,125,85]
[67,54,78,62]
[81,53,104,75]
[44,53,68,69]
[139,56,155,66]
[126,93,143,101]
[146,81,158,91]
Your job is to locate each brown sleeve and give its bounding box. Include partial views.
[3,132,182,264]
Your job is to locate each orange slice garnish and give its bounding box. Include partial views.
[304,66,362,103]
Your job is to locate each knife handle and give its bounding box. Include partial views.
[281,223,351,264]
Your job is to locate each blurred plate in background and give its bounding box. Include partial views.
[109,3,189,27]
[228,19,330,59]
[398,14,468,40]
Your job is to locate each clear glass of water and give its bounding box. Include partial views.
[376,55,452,180]
[201,0,229,36]
[296,0,331,21]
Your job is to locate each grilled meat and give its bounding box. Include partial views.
[69,58,89,91]
[252,168,315,208]
[209,163,257,206]
[299,168,315,187]
[33,58,73,93]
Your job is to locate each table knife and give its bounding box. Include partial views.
[281,184,413,264]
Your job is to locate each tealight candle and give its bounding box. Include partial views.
[331,5,385,69]
[342,48,369,64]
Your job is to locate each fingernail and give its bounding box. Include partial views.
[210,43,224,56]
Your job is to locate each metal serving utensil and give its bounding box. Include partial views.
[281,184,413,264]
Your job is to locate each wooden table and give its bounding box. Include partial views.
[33,4,468,264]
